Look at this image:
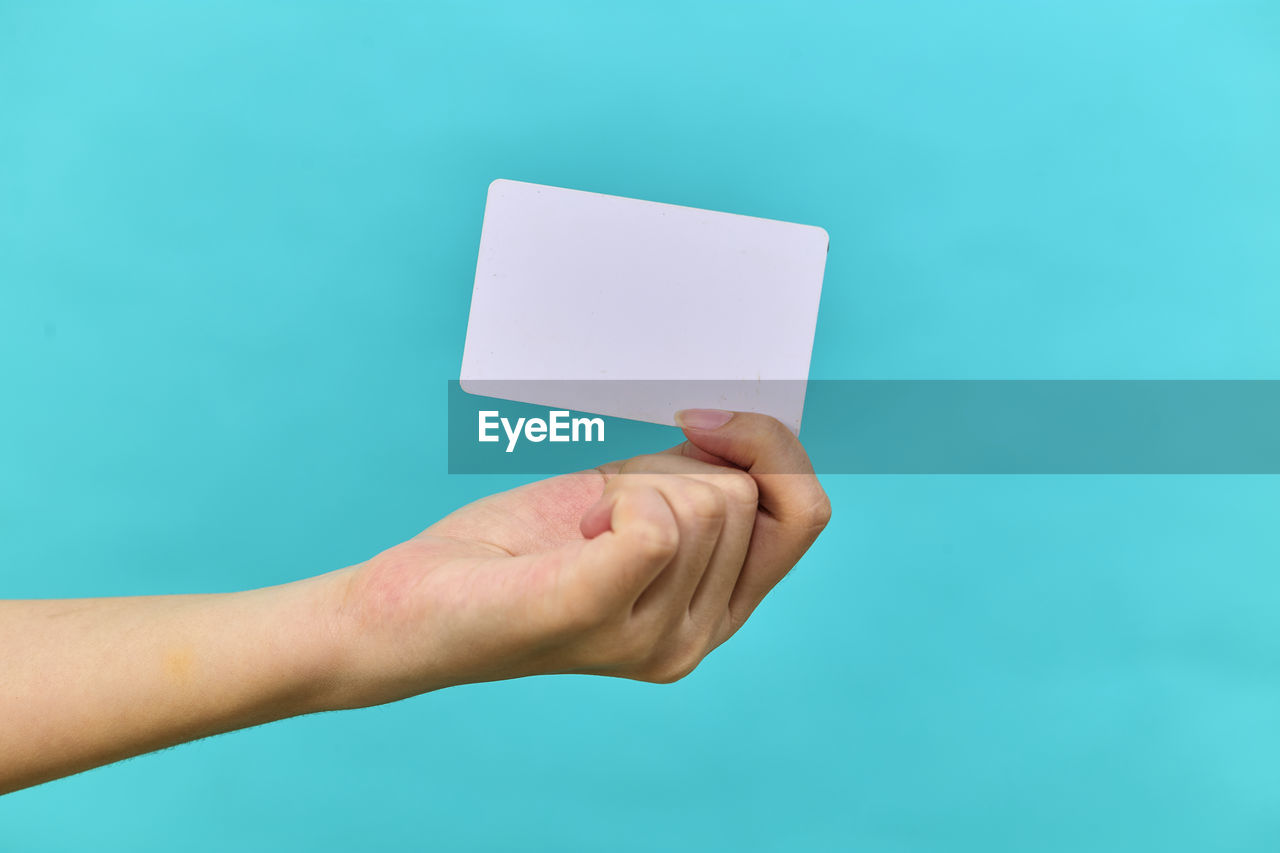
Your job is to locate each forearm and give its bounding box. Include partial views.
[0,573,347,794]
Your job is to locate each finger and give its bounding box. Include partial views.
[610,454,758,628]
[566,485,678,607]
[618,474,726,616]
[673,410,832,636]
[673,410,824,520]
[579,495,613,540]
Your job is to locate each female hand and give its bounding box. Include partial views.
[326,410,832,707]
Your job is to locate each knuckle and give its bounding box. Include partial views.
[615,485,680,559]
[633,516,680,560]
[645,648,705,684]
[720,469,759,506]
[682,480,726,522]
[785,484,832,531]
[751,412,795,443]
[806,490,833,530]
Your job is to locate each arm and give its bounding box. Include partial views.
[0,579,343,794]
[0,411,830,794]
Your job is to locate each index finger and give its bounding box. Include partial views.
[672,409,832,635]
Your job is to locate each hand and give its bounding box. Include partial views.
[0,409,829,793]
[322,410,831,709]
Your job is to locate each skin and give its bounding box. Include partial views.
[0,411,830,795]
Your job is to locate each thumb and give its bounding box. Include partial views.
[673,409,825,522]
[578,492,614,539]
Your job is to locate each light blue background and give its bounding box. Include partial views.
[2,2,1279,850]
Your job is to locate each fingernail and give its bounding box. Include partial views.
[674,409,734,431]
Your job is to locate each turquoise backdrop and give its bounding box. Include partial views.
[2,2,1278,850]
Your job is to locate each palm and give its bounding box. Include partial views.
[424,472,607,558]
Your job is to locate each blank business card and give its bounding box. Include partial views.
[460,179,829,433]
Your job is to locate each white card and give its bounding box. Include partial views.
[460,179,829,433]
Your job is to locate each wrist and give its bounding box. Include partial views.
[294,559,462,712]
[275,567,365,713]
[234,572,357,718]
